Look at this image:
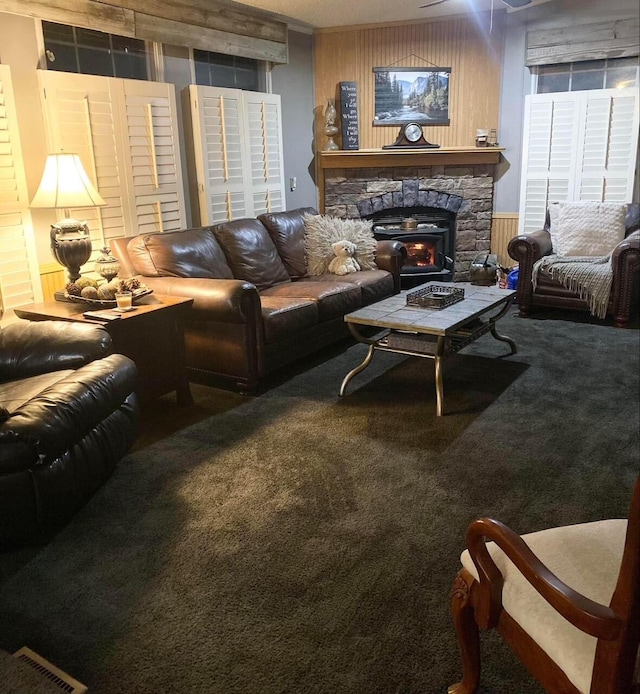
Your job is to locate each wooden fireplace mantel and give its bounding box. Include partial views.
[318,146,504,170]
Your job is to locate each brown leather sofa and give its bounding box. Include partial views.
[0,320,139,546]
[112,208,406,393]
[508,203,640,327]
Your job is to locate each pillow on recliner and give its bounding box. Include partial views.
[552,202,627,257]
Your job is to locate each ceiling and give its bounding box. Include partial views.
[227,0,527,30]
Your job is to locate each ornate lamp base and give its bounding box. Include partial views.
[50,218,93,285]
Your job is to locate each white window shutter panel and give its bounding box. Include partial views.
[38,71,186,245]
[37,70,122,253]
[519,89,638,233]
[518,94,580,234]
[184,85,251,224]
[0,65,43,310]
[524,99,553,176]
[578,92,606,201]
[605,90,638,201]
[576,89,639,202]
[548,100,578,178]
[184,86,286,223]
[120,79,187,234]
[244,92,286,214]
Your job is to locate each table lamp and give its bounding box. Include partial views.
[30,153,107,286]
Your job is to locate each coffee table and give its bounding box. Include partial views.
[340,281,517,416]
[14,294,194,405]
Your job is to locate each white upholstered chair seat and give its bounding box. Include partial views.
[460,519,627,694]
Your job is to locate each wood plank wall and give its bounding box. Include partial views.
[490,213,520,267]
[39,264,66,303]
[314,13,506,150]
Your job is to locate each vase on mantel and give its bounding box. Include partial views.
[323,99,339,151]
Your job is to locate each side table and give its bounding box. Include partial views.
[14,295,194,405]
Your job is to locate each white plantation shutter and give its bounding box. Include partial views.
[244,92,286,216]
[120,79,186,234]
[38,71,120,255]
[185,85,250,224]
[519,94,581,234]
[601,95,636,200]
[0,65,42,311]
[184,86,285,223]
[38,71,186,255]
[577,91,638,203]
[519,88,639,234]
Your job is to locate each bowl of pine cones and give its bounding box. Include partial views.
[65,277,152,307]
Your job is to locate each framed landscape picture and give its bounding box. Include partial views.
[373,67,451,126]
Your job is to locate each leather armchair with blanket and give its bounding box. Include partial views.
[508,203,640,327]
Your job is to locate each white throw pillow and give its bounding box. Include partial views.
[553,202,627,257]
[303,214,378,276]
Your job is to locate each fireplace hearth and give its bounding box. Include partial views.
[321,152,499,281]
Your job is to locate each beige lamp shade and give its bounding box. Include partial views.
[30,153,106,209]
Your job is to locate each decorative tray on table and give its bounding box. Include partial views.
[63,276,152,308]
[406,284,465,310]
[65,287,152,308]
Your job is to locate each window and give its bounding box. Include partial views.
[536,57,639,94]
[42,21,148,80]
[193,49,262,91]
[38,70,187,247]
[518,89,639,235]
[183,85,285,223]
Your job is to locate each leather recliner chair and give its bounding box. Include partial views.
[0,320,139,546]
[508,203,640,327]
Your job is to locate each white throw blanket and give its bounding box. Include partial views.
[532,231,640,319]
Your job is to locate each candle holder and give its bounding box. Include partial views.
[95,246,120,282]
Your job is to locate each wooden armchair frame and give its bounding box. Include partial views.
[449,477,640,694]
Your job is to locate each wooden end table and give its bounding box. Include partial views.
[340,282,517,416]
[14,294,194,406]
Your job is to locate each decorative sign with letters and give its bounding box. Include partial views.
[339,81,359,150]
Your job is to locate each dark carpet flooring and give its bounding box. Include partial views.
[0,310,638,694]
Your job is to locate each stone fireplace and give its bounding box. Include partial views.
[318,148,502,282]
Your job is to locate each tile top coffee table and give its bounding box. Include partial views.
[14,294,193,406]
[340,281,517,416]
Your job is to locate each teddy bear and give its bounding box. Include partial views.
[327,240,361,275]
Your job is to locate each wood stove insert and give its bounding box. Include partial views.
[369,207,455,288]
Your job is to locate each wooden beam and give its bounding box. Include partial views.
[136,13,288,63]
[0,0,134,37]
[0,0,288,63]
[111,0,287,44]
[526,17,639,66]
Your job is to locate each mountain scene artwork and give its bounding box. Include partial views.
[373,67,450,126]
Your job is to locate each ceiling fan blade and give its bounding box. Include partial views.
[419,0,449,7]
